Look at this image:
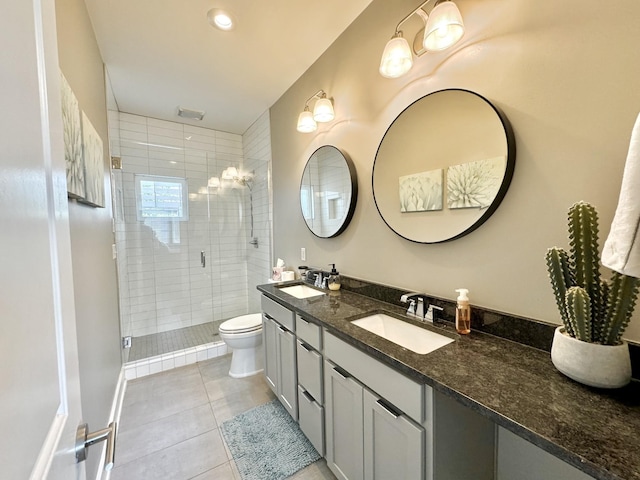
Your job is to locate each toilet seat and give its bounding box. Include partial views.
[219,313,262,335]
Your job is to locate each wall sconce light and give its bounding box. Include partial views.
[207,8,235,31]
[379,0,464,78]
[296,90,335,133]
[207,176,220,188]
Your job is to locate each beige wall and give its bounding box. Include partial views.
[56,0,122,476]
[270,0,640,342]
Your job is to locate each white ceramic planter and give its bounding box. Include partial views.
[551,326,631,389]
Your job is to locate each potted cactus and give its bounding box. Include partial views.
[546,201,640,388]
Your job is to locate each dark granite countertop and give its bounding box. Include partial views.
[258,281,640,480]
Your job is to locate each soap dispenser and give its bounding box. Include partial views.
[327,264,341,291]
[455,288,471,334]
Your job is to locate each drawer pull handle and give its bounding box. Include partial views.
[300,342,313,352]
[278,325,287,333]
[302,389,315,402]
[333,366,350,380]
[299,317,309,324]
[376,399,400,418]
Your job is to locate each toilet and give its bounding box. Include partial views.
[218,313,264,378]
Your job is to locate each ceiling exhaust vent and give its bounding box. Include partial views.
[177,107,205,121]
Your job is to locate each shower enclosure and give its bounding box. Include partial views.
[109,112,271,363]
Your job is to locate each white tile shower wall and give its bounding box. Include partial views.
[112,113,266,338]
[242,111,272,314]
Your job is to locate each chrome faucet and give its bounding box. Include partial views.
[400,293,439,322]
[401,293,426,318]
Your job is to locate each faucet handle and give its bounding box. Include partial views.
[406,299,416,316]
[425,304,444,323]
[415,297,425,318]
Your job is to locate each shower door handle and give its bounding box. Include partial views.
[201,251,206,268]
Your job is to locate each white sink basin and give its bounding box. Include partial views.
[351,313,454,354]
[279,284,326,299]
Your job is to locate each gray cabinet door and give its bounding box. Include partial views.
[325,361,364,480]
[363,389,424,480]
[262,314,278,393]
[277,323,298,420]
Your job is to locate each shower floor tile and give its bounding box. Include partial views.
[128,321,221,361]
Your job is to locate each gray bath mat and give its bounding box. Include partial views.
[221,399,321,480]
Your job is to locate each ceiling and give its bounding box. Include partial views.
[84,0,374,135]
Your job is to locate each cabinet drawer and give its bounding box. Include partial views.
[261,295,295,331]
[297,339,323,403]
[325,331,425,423]
[296,315,322,350]
[298,386,325,456]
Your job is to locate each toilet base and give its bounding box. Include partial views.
[228,344,264,378]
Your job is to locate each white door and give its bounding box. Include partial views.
[1,0,86,478]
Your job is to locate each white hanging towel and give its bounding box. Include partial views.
[602,112,640,278]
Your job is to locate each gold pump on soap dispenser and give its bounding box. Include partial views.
[328,264,341,291]
[455,288,471,334]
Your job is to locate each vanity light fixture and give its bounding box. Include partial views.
[379,0,464,78]
[207,176,220,188]
[296,90,335,133]
[207,8,235,31]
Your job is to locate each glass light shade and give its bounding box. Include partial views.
[207,176,220,188]
[379,35,413,78]
[207,9,235,31]
[297,110,317,133]
[222,167,238,180]
[313,98,335,122]
[423,1,464,51]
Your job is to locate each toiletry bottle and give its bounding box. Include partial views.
[328,264,341,291]
[455,288,471,334]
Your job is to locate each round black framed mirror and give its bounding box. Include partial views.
[372,89,516,244]
[300,145,358,238]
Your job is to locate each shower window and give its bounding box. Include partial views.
[135,174,189,222]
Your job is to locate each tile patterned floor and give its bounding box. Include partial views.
[128,321,221,362]
[112,354,337,480]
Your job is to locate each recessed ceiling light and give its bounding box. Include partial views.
[207,8,235,31]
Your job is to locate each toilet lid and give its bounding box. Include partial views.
[219,313,262,334]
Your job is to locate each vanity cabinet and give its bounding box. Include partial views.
[363,388,424,480]
[325,361,365,480]
[262,314,278,391]
[496,427,594,480]
[324,332,425,480]
[261,296,297,420]
[296,315,325,455]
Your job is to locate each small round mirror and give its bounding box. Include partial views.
[373,89,516,243]
[300,146,358,238]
